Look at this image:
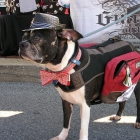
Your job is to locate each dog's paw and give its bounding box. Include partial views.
[134,122,140,129]
[50,137,60,140]
[109,115,121,121]
[50,136,66,140]
[79,136,88,140]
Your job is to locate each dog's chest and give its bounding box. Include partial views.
[56,86,85,105]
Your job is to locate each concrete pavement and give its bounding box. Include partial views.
[0,58,140,140]
[0,58,41,82]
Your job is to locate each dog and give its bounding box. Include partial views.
[19,13,140,140]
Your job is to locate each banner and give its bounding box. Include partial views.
[70,0,140,49]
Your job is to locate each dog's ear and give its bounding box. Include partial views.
[57,29,83,42]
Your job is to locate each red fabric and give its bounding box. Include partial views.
[40,70,70,86]
[80,43,98,48]
[40,0,44,6]
[102,52,140,96]
[65,8,69,14]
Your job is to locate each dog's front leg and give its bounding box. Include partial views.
[79,102,90,140]
[51,99,73,140]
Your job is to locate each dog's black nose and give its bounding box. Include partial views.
[19,41,29,49]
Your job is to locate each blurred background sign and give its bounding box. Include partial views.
[0,0,6,14]
[0,0,5,7]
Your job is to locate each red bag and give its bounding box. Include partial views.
[102,52,140,96]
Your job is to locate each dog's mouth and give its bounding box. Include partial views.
[18,41,45,63]
[21,54,43,63]
[18,49,43,63]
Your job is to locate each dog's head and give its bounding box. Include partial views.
[19,29,83,64]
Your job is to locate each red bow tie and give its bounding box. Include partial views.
[40,48,81,86]
[40,70,70,86]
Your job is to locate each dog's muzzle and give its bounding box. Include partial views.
[19,40,45,63]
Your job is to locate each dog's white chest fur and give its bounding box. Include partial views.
[45,41,86,105]
[56,86,85,105]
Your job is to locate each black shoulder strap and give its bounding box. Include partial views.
[90,36,121,49]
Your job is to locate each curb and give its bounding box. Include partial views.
[0,58,42,83]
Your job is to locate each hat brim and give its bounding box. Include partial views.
[22,24,65,31]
